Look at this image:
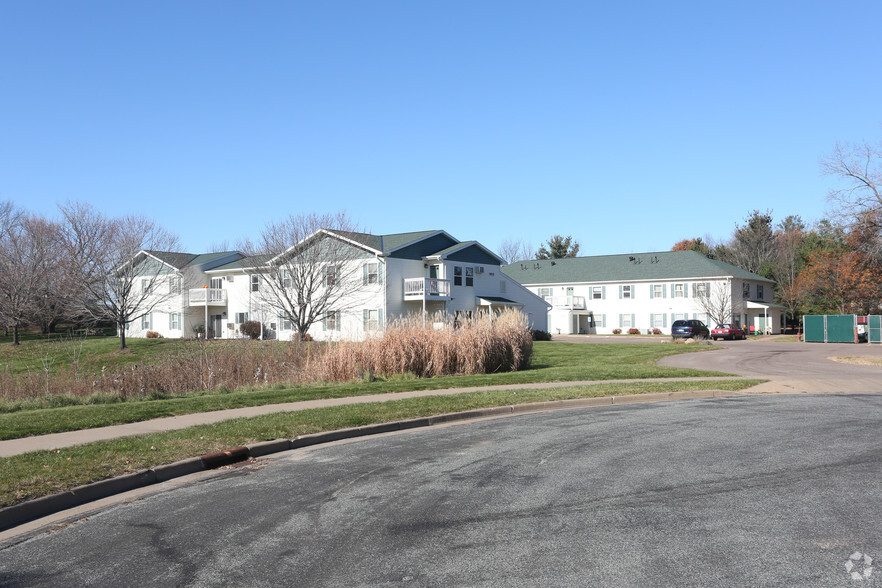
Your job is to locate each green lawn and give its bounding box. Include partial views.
[0,377,763,509]
[0,341,727,439]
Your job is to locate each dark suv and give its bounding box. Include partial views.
[671,319,710,339]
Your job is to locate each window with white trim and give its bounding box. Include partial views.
[651,314,665,328]
[673,284,685,298]
[622,285,632,299]
[169,312,181,330]
[363,262,381,285]
[539,287,551,297]
[621,314,633,328]
[281,270,291,288]
[465,267,474,287]
[363,309,381,331]
[169,276,181,295]
[236,312,249,323]
[694,282,709,297]
[141,314,152,329]
[141,279,152,295]
[279,315,292,330]
[652,284,664,298]
[757,284,764,300]
[453,266,463,286]
[323,265,338,287]
[742,283,750,298]
[325,310,340,331]
[591,286,603,300]
[250,275,260,292]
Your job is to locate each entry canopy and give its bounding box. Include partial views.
[477,296,523,307]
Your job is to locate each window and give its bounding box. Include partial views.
[323,265,338,287]
[742,283,750,298]
[169,276,181,295]
[250,275,260,292]
[672,313,687,322]
[465,267,474,287]
[324,310,340,331]
[279,315,292,330]
[622,285,632,299]
[169,312,181,330]
[281,270,291,288]
[673,284,685,298]
[652,284,664,298]
[141,279,152,295]
[453,266,462,286]
[592,314,605,328]
[539,287,551,297]
[757,284,764,300]
[363,262,382,285]
[236,312,249,323]
[141,314,152,329]
[651,314,666,328]
[500,280,507,293]
[591,286,603,300]
[363,309,382,331]
[620,314,633,328]
[694,282,709,297]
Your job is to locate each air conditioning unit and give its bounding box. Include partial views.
[227,276,234,282]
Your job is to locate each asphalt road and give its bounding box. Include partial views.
[1,394,880,587]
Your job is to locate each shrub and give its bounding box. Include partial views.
[652,328,662,335]
[628,328,641,335]
[531,329,552,341]
[612,329,622,335]
[146,331,161,339]
[239,321,266,340]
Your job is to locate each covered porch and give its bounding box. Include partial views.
[743,301,785,335]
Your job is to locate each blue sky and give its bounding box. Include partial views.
[2,1,880,258]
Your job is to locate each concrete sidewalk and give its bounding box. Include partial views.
[0,377,743,458]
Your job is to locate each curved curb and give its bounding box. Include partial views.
[0,387,774,532]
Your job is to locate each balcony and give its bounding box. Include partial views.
[188,288,227,306]
[404,278,451,301]
[544,295,587,310]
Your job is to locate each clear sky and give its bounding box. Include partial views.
[2,1,880,258]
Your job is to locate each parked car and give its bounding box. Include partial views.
[711,323,746,341]
[671,319,710,339]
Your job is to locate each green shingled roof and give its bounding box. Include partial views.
[145,250,242,270]
[502,250,774,285]
[331,229,447,254]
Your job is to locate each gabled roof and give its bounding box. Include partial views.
[426,241,505,265]
[502,250,774,285]
[208,254,275,272]
[142,250,242,271]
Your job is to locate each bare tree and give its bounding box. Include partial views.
[497,237,535,264]
[245,212,367,338]
[823,138,882,226]
[695,281,741,328]
[59,202,181,349]
[0,202,37,344]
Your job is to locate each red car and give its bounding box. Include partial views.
[712,323,746,341]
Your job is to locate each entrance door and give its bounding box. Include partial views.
[211,314,223,339]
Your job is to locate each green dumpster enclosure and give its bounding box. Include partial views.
[803,315,880,343]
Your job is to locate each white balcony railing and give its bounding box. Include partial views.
[188,288,227,306]
[404,278,451,300]
[544,295,586,310]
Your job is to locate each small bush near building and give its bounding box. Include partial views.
[652,328,662,335]
[628,328,641,335]
[146,331,161,339]
[531,329,552,341]
[239,321,266,340]
[612,329,622,334]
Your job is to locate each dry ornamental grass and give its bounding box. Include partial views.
[0,310,533,405]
